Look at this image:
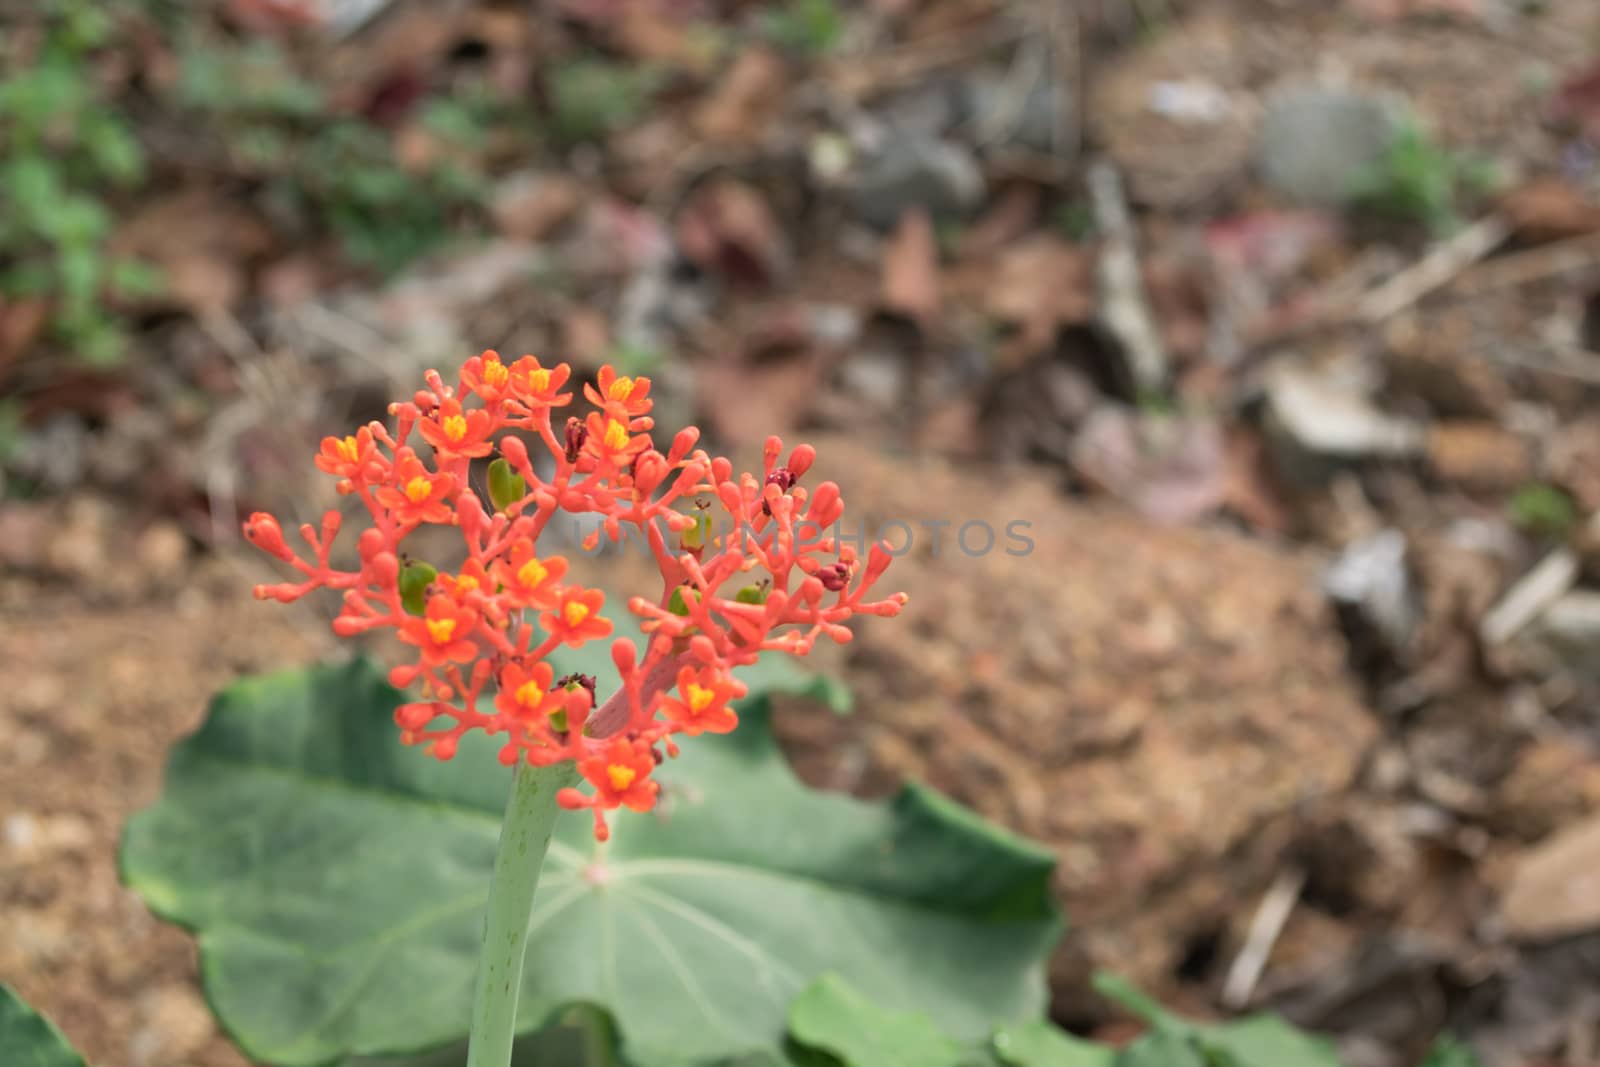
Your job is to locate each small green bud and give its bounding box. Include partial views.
[734,584,768,605]
[680,507,712,551]
[668,586,700,616]
[548,707,569,733]
[399,560,438,616]
[487,457,527,512]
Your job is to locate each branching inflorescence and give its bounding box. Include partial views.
[242,352,907,839]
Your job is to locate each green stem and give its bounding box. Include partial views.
[466,760,578,1067]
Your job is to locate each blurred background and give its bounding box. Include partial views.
[6,0,1600,1064]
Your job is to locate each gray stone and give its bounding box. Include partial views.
[1256,85,1402,207]
[963,69,1073,155]
[848,129,985,230]
[1324,528,1419,654]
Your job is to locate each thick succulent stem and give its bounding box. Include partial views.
[466,759,578,1067]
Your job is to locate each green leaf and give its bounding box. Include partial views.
[991,1021,1113,1067]
[789,974,968,1067]
[1418,1034,1480,1067]
[0,985,88,1067]
[1200,1015,1342,1067]
[123,645,1055,1066]
[1113,1031,1208,1067]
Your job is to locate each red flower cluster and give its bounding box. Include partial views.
[243,352,906,839]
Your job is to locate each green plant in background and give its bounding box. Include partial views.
[0,0,161,365]
[548,60,660,145]
[1348,121,1501,236]
[762,0,846,56]
[294,119,484,271]
[171,34,488,274]
[1508,482,1579,539]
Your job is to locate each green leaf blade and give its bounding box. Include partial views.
[0,986,88,1067]
[122,649,1059,1067]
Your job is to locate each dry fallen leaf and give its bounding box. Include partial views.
[880,208,941,325]
[694,46,789,143]
[612,0,718,74]
[1499,177,1600,243]
[957,184,1041,260]
[112,190,275,317]
[562,306,612,366]
[675,178,791,288]
[0,297,50,374]
[696,306,832,444]
[1503,813,1600,941]
[1553,58,1600,143]
[1221,426,1293,534]
[1347,0,1481,20]
[987,235,1093,358]
[492,173,584,242]
[1069,405,1229,525]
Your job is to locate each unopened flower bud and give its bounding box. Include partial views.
[679,506,712,553]
[668,585,700,616]
[242,513,294,561]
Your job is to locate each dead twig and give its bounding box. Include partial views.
[1222,867,1307,1010]
[1480,546,1580,647]
[1355,215,1512,324]
[1453,229,1600,296]
[1087,160,1167,394]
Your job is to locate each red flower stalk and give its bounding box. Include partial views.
[244,349,907,838]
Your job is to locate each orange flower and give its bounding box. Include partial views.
[399,594,479,666]
[491,539,567,609]
[659,665,743,736]
[314,427,375,479]
[508,356,573,408]
[436,560,493,607]
[584,364,652,419]
[418,398,495,460]
[583,739,659,808]
[373,454,455,525]
[495,659,556,721]
[460,350,514,405]
[541,586,612,647]
[582,410,650,465]
[244,356,909,839]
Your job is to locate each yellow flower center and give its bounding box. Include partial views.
[686,683,716,714]
[483,359,508,388]
[425,618,456,644]
[336,435,361,463]
[607,764,637,791]
[442,414,468,443]
[515,680,542,709]
[404,476,433,503]
[609,377,635,402]
[602,419,629,452]
[563,601,590,627]
[527,368,551,394]
[517,558,548,589]
[455,576,479,595]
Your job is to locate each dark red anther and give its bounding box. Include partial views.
[819,561,850,592]
[564,417,587,464]
[762,466,798,515]
[553,673,597,701]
